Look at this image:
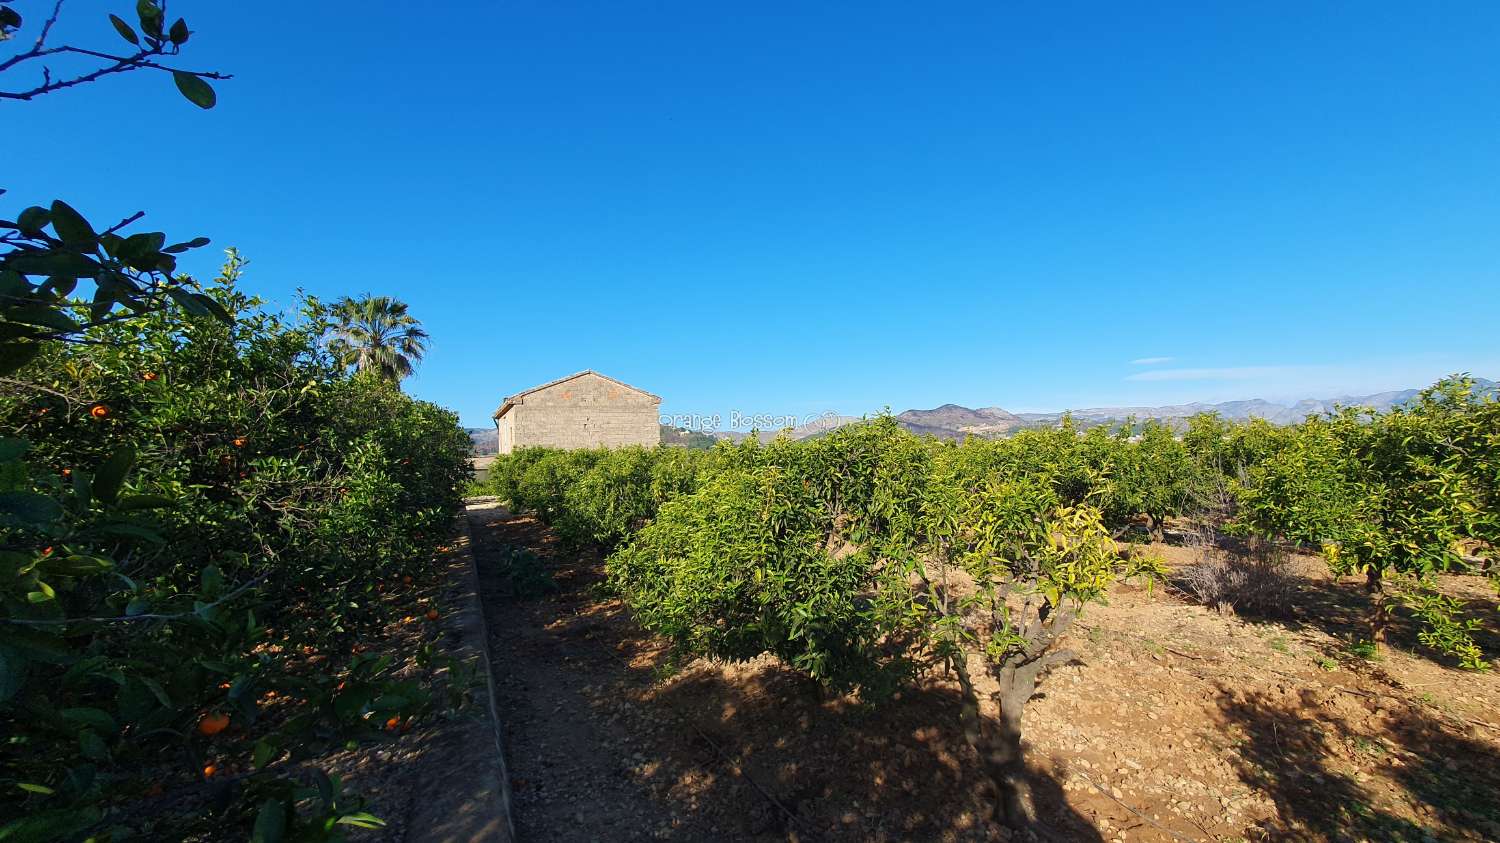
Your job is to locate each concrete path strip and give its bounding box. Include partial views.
[408,505,517,842]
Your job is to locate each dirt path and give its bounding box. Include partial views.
[468,502,1500,843]
[468,503,727,842]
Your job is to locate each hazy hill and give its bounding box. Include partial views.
[897,404,1024,437]
[660,425,718,449]
[467,427,497,455]
[471,378,1494,450]
[1017,379,1494,428]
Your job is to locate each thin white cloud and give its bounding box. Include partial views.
[1125,366,1293,382]
[1129,356,1175,366]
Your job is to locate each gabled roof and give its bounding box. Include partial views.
[492,370,661,419]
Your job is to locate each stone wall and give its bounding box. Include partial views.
[495,373,660,453]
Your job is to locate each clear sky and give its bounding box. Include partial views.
[8,1,1499,428]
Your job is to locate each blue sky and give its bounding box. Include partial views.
[7,1,1499,428]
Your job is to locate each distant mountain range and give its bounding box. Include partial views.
[466,378,1494,451]
[716,378,1498,443]
[1014,378,1496,429]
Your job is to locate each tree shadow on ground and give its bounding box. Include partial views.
[638,666,1103,842]
[1168,536,1500,669]
[1214,685,1500,842]
[474,506,1102,842]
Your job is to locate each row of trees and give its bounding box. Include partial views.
[485,385,1497,827]
[1,255,472,839]
[3,5,472,838]
[486,421,1171,827]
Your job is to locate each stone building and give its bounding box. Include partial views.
[492,370,661,454]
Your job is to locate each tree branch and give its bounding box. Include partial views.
[0,15,231,101]
[1,571,271,626]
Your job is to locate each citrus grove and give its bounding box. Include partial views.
[1,253,471,838]
[4,3,1498,838]
[480,387,1497,828]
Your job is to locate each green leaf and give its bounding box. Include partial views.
[140,676,173,708]
[16,782,53,795]
[193,293,233,324]
[125,597,151,617]
[172,72,216,109]
[48,200,96,245]
[167,287,211,317]
[0,269,27,296]
[37,276,78,298]
[0,491,63,528]
[116,494,172,511]
[0,807,101,841]
[168,17,189,44]
[24,572,68,600]
[162,236,211,254]
[5,249,99,277]
[0,437,28,463]
[117,231,161,263]
[136,0,161,37]
[16,206,49,234]
[97,523,165,543]
[109,13,139,45]
[368,694,409,711]
[5,303,81,333]
[252,798,286,843]
[0,628,73,664]
[0,341,43,377]
[0,7,22,30]
[93,446,135,506]
[62,707,116,734]
[335,812,387,829]
[252,738,276,770]
[38,555,113,577]
[77,729,108,761]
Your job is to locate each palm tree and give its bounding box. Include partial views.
[327,295,429,382]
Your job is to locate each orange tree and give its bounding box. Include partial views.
[1238,377,1497,667]
[0,257,471,839]
[606,420,1160,828]
[490,444,711,551]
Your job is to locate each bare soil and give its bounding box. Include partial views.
[469,504,1500,843]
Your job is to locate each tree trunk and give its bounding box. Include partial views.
[1149,515,1165,543]
[953,657,1040,829]
[990,683,1036,827]
[1365,567,1387,646]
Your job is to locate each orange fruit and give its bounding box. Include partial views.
[61,468,71,477]
[385,716,401,731]
[202,764,217,778]
[425,609,439,621]
[402,575,413,584]
[142,371,158,381]
[88,404,110,419]
[198,713,230,736]
[232,437,246,448]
